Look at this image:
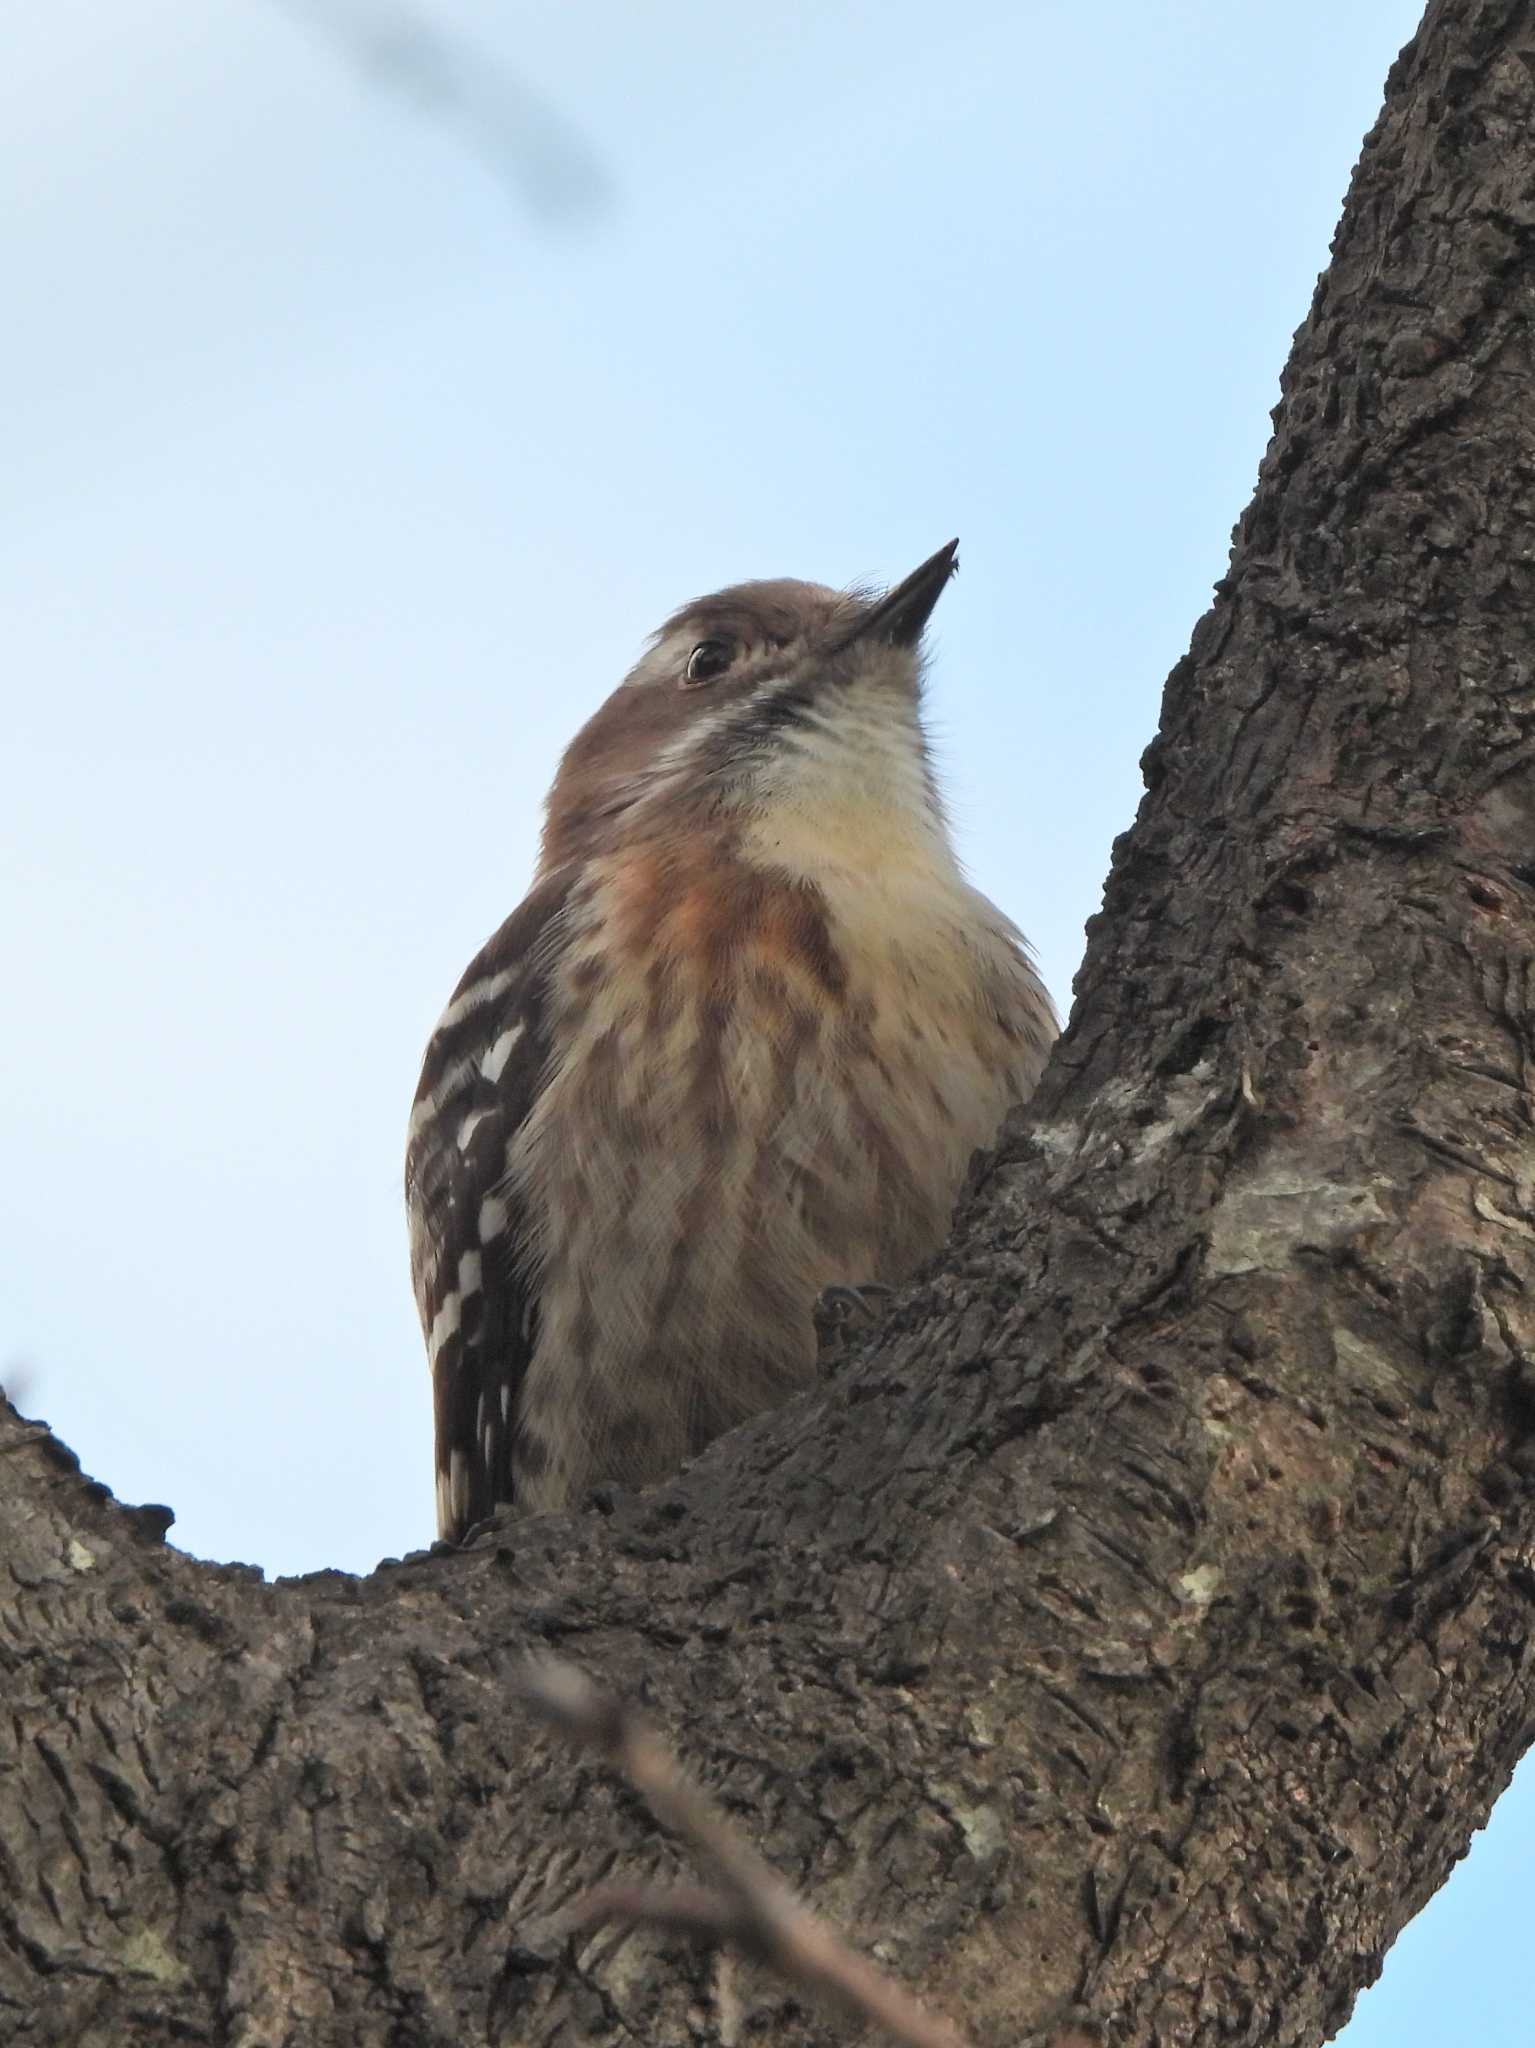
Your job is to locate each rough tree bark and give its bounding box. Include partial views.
[7,3,1535,2042]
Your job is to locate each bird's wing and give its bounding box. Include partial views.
[405,871,569,1542]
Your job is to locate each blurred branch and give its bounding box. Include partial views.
[266,0,612,225]
[0,1357,36,1416]
[518,1655,974,2048]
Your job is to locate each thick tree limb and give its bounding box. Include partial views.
[5,4,1535,2044]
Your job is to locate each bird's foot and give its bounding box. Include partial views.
[813,1282,896,1375]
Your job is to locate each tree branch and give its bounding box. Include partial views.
[521,1656,972,2048]
[5,6,1535,2044]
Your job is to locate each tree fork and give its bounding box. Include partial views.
[5,3,1535,2042]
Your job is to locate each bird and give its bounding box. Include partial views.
[406,540,1056,1540]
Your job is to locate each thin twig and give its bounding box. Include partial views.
[518,1655,973,2048]
[265,0,612,224]
[560,1882,753,1946]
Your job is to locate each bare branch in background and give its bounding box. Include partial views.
[518,1655,974,2048]
[0,1357,37,1417]
[266,0,612,225]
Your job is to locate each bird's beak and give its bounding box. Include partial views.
[844,539,960,650]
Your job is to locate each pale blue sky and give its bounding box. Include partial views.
[4,2,1525,2040]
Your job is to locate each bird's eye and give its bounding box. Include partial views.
[683,638,735,687]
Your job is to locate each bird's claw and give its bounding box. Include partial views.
[813,1283,895,1375]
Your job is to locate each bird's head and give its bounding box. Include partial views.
[540,541,960,869]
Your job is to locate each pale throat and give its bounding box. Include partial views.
[735,684,953,887]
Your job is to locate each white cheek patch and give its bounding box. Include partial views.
[633,702,741,795]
